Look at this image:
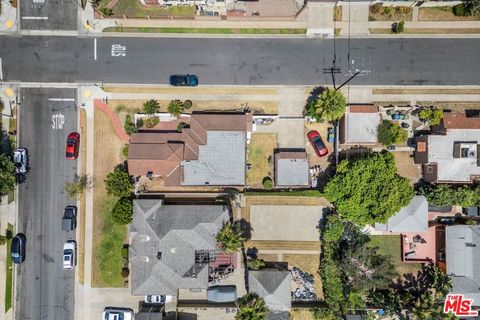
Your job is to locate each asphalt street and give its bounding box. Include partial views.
[20,0,78,30]
[1,36,480,85]
[16,88,77,320]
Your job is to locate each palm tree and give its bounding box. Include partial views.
[215,222,245,254]
[307,87,346,122]
[167,100,184,117]
[235,293,269,320]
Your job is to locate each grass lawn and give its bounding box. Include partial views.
[5,223,13,312]
[92,109,128,287]
[104,27,307,34]
[419,6,480,21]
[246,133,277,188]
[112,0,195,18]
[368,235,422,277]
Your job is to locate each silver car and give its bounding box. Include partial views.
[13,148,28,174]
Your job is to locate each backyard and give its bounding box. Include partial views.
[92,109,128,287]
[368,235,423,277]
[246,133,278,188]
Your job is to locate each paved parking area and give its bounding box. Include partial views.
[255,119,305,148]
[249,205,324,241]
[20,0,77,30]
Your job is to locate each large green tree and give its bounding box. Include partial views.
[105,166,133,197]
[0,154,16,195]
[419,183,478,207]
[463,0,480,16]
[324,152,414,226]
[235,293,269,320]
[377,120,408,146]
[307,88,346,122]
[419,108,444,126]
[215,222,245,254]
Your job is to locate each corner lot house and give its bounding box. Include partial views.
[128,112,252,186]
[339,104,381,145]
[129,199,230,296]
[446,225,480,306]
[415,112,480,183]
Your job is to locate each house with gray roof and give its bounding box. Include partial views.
[375,196,428,233]
[446,225,480,306]
[129,199,230,296]
[274,150,310,188]
[249,270,291,313]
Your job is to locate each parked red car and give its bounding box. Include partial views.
[66,132,80,160]
[307,130,328,157]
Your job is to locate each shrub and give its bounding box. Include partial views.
[183,100,193,109]
[64,174,93,199]
[167,100,184,117]
[143,99,160,114]
[384,6,392,15]
[377,120,407,146]
[262,177,273,189]
[121,144,129,159]
[177,122,187,132]
[419,108,444,126]
[0,235,6,246]
[453,3,466,16]
[398,20,405,33]
[0,154,16,195]
[123,114,136,135]
[370,3,383,14]
[105,166,133,197]
[121,267,130,278]
[143,116,160,128]
[247,258,266,270]
[112,197,133,225]
[121,246,129,258]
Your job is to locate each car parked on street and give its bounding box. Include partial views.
[63,240,76,270]
[13,148,28,174]
[65,132,80,160]
[62,206,77,231]
[11,233,26,264]
[102,307,134,320]
[144,295,174,304]
[307,130,328,157]
[169,74,198,87]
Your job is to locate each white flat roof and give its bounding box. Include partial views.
[345,112,380,144]
[429,129,480,182]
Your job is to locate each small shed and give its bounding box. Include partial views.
[274,150,309,188]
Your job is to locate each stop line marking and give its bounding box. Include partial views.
[49,98,75,102]
[22,16,48,20]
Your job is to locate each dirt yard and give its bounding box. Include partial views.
[77,109,87,285]
[419,6,480,21]
[418,101,480,112]
[369,4,413,21]
[108,99,278,116]
[246,134,278,188]
[393,152,421,185]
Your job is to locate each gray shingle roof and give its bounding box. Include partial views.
[375,196,428,232]
[249,270,291,312]
[446,225,480,306]
[182,131,246,186]
[130,199,229,296]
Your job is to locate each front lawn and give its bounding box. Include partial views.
[368,235,422,277]
[111,0,195,18]
[246,133,277,188]
[419,6,480,21]
[5,223,13,312]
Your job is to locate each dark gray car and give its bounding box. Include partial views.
[62,206,77,231]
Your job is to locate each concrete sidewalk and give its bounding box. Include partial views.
[0,0,18,32]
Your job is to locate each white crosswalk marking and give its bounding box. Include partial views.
[32,0,45,4]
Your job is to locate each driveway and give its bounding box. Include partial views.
[255,119,305,148]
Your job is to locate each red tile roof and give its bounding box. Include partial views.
[348,104,378,113]
[443,112,480,129]
[128,113,251,183]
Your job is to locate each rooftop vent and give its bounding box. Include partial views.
[157,252,163,260]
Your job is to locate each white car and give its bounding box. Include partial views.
[144,295,173,304]
[63,241,76,270]
[13,148,28,174]
[102,307,134,320]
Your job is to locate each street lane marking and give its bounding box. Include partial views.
[94,39,97,60]
[49,98,75,101]
[0,58,3,80]
[111,44,126,57]
[52,113,65,130]
[22,16,48,20]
